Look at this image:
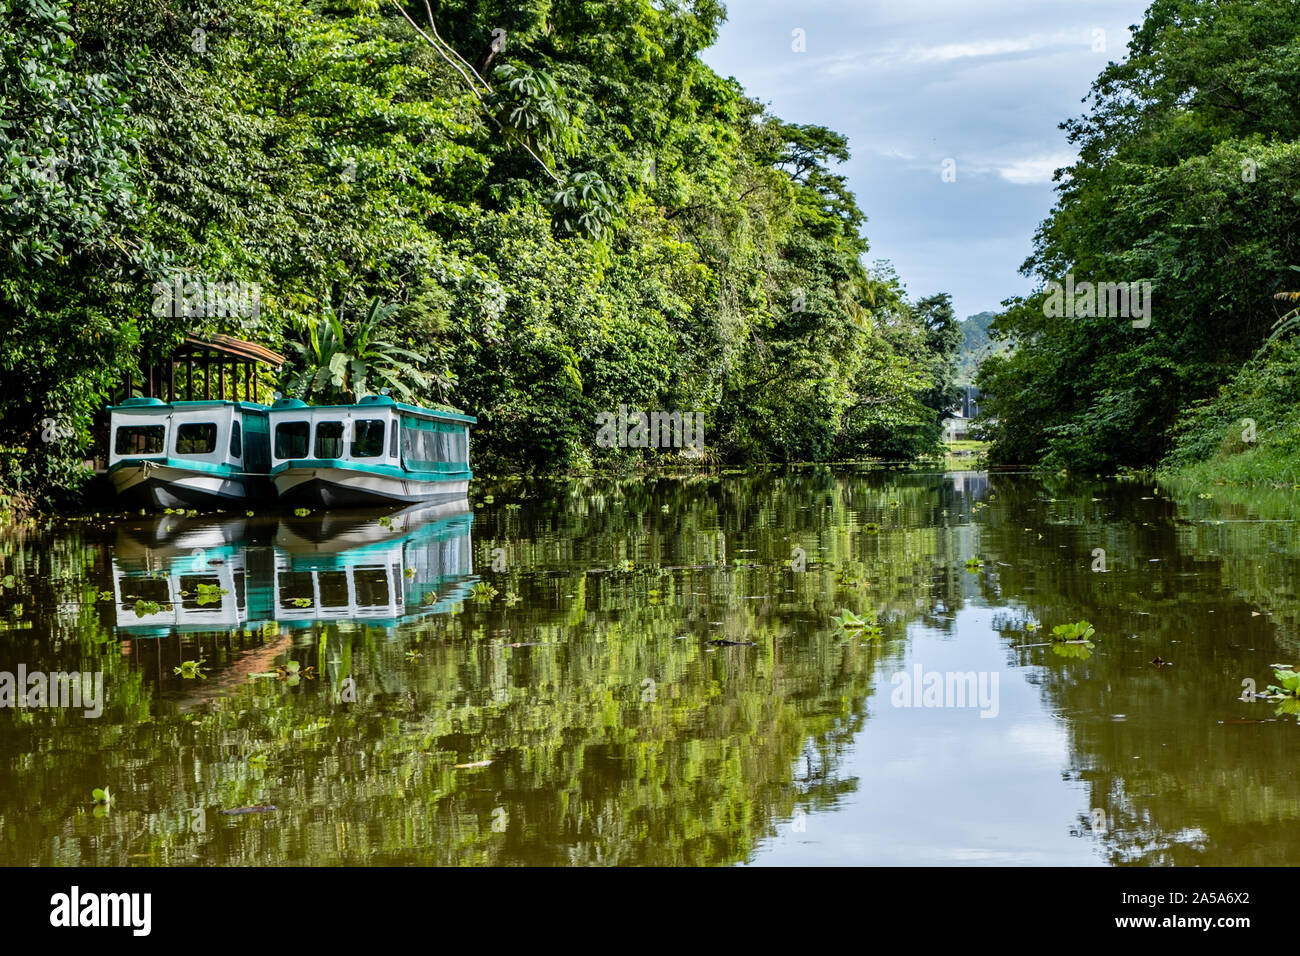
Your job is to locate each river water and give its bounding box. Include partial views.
[1,468,1297,865]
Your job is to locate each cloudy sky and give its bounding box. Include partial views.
[701,0,1152,320]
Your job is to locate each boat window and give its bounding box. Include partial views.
[276,571,314,611]
[123,576,169,609]
[390,425,398,458]
[400,421,468,464]
[179,575,224,611]
[316,571,349,608]
[274,421,310,459]
[354,568,391,607]
[175,422,218,455]
[229,420,242,459]
[114,425,165,456]
[351,419,385,458]
[315,421,345,458]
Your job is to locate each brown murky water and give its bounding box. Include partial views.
[1,469,1297,865]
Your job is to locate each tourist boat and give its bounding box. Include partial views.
[106,397,272,509]
[267,394,475,507]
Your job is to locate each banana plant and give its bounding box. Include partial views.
[283,297,430,403]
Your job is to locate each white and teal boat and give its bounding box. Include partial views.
[107,397,272,509]
[267,395,475,508]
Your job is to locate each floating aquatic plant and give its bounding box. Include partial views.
[91,787,111,816]
[174,659,207,679]
[273,660,314,684]
[1266,666,1300,698]
[964,557,984,572]
[470,582,499,603]
[830,609,883,640]
[1250,666,1300,718]
[1051,620,1095,647]
[1051,641,1093,660]
[195,583,228,606]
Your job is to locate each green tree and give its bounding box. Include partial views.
[979,0,1300,471]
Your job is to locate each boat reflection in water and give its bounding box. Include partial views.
[111,501,475,638]
[271,501,475,626]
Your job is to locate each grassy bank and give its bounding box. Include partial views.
[1160,339,1300,488]
[1166,443,1300,488]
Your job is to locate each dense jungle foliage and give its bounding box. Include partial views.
[977,0,1300,481]
[0,0,962,509]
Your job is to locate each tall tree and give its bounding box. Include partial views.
[978,0,1300,470]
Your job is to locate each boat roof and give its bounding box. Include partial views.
[269,394,476,425]
[108,397,270,413]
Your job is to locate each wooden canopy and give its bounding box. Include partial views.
[116,335,286,406]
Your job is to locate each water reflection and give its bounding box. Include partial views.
[110,502,476,636]
[2,471,1300,865]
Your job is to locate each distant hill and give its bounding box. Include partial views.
[956,311,1008,385]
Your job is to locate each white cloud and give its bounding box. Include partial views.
[902,33,1066,63]
[818,30,1080,77]
[994,152,1077,184]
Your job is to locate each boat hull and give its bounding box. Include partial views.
[109,461,270,510]
[272,466,469,508]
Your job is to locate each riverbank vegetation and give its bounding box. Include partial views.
[976,0,1300,485]
[0,0,962,511]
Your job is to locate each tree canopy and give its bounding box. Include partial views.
[0,0,958,506]
[977,0,1300,473]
